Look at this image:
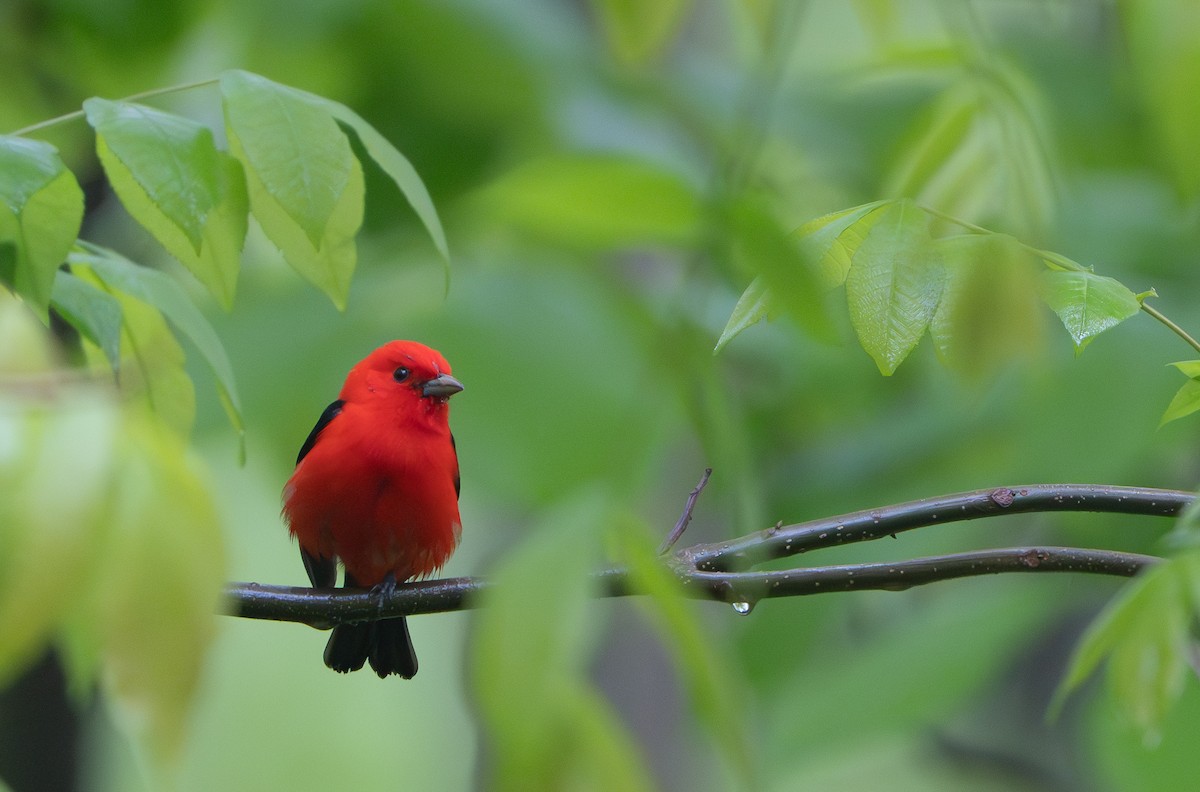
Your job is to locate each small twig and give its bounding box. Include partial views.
[659,468,714,555]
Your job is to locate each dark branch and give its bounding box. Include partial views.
[223,483,1190,627]
[225,546,1158,626]
[684,546,1158,604]
[682,484,1192,572]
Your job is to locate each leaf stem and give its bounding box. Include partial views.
[8,77,220,137]
[919,204,994,236]
[1141,301,1200,357]
[918,203,1087,271]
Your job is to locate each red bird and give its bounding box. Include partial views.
[282,341,463,678]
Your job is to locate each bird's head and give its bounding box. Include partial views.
[342,340,463,413]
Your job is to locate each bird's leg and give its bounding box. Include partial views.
[370,572,399,614]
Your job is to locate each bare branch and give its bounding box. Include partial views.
[223,483,1190,627]
[681,484,1192,572]
[227,576,490,628]
[225,546,1157,625]
[685,546,1158,604]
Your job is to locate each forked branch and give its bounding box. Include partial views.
[224,483,1191,627]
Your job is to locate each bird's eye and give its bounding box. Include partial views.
[393,367,411,382]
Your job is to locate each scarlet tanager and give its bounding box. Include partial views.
[282,341,463,678]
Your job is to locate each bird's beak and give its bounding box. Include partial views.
[422,374,464,399]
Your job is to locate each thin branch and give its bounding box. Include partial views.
[659,468,713,554]
[226,569,628,627]
[223,483,1190,627]
[224,546,1157,626]
[228,576,490,628]
[681,484,1192,572]
[687,546,1158,604]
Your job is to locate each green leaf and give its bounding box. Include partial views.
[284,86,449,263]
[84,99,247,309]
[728,198,835,344]
[795,200,891,289]
[478,153,701,249]
[715,276,771,353]
[1038,269,1141,351]
[1053,555,1199,742]
[1169,360,1200,379]
[237,134,362,309]
[591,0,692,66]
[884,83,980,205]
[82,267,196,437]
[929,233,1044,378]
[220,70,363,308]
[0,375,120,686]
[981,65,1057,237]
[1039,249,1090,273]
[1161,490,1200,554]
[0,136,84,318]
[882,65,1056,238]
[472,493,652,790]
[69,243,244,449]
[84,99,218,253]
[220,71,353,245]
[1122,0,1200,197]
[0,289,56,371]
[714,200,891,353]
[61,415,225,764]
[49,269,123,369]
[1160,379,1200,427]
[845,199,945,375]
[560,687,656,792]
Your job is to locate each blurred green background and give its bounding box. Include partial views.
[4,0,1200,790]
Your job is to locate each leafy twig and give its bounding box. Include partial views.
[921,203,1200,359]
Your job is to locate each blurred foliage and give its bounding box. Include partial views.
[3,1,1200,790]
[0,293,224,770]
[471,494,659,792]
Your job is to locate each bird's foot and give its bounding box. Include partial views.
[369,573,398,611]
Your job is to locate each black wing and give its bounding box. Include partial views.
[451,432,460,498]
[301,547,337,588]
[296,399,345,588]
[297,399,345,465]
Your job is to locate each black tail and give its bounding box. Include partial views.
[324,617,418,679]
